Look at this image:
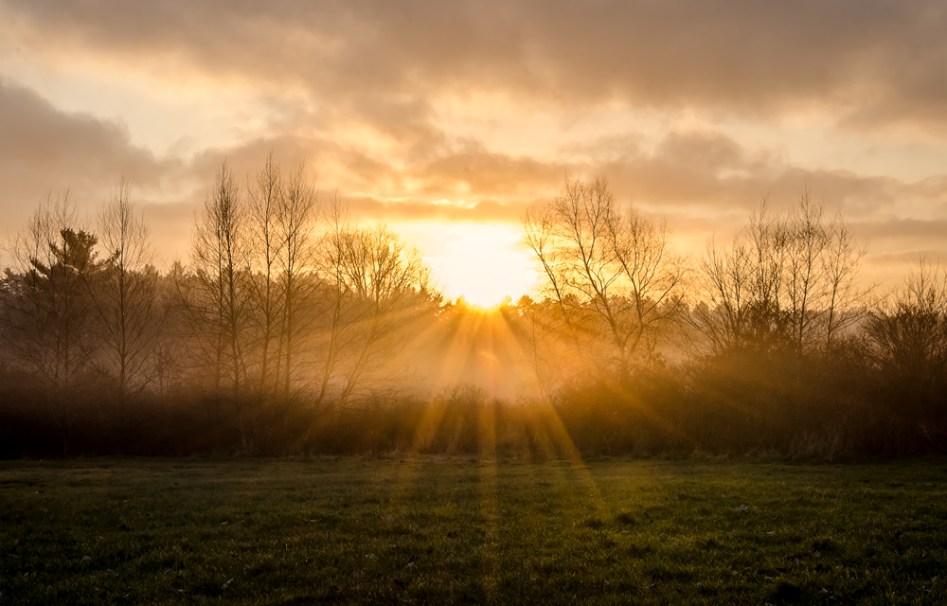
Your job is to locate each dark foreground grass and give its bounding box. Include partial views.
[1,458,946,605]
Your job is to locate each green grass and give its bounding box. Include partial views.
[1,458,946,605]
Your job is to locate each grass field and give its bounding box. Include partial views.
[1,458,946,605]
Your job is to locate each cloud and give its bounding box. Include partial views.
[2,75,943,265]
[0,79,172,183]
[853,217,947,243]
[181,126,947,235]
[3,0,947,284]
[574,131,907,221]
[0,78,181,226]
[6,1,947,131]
[412,140,565,197]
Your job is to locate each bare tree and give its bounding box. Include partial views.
[92,181,161,410]
[316,197,350,404]
[865,262,947,420]
[246,154,285,394]
[823,211,865,348]
[274,166,318,398]
[697,204,793,354]
[695,192,864,355]
[185,161,251,398]
[785,191,833,351]
[319,206,431,404]
[524,177,684,378]
[607,197,686,363]
[695,235,754,353]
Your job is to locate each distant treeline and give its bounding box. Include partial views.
[1,162,945,458]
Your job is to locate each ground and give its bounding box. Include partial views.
[1,457,946,604]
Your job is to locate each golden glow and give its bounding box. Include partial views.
[405,220,539,308]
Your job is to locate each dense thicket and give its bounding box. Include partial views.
[1,167,945,458]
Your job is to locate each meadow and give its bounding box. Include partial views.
[2,458,946,604]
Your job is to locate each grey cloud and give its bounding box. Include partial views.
[413,140,565,197]
[0,78,182,227]
[185,136,323,184]
[6,1,947,129]
[182,134,400,196]
[586,130,916,222]
[654,132,750,173]
[562,134,642,163]
[0,79,173,183]
[852,217,947,242]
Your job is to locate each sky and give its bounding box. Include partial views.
[2,0,947,302]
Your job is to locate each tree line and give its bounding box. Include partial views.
[0,157,435,455]
[520,178,946,457]
[1,165,945,458]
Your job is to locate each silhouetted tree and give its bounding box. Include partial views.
[185,162,251,399]
[1,197,104,451]
[524,177,684,378]
[275,166,318,398]
[92,181,161,411]
[694,192,863,355]
[865,263,947,432]
[246,154,285,394]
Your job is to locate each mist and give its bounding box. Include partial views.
[1,159,945,459]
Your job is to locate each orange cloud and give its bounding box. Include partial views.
[3,1,947,286]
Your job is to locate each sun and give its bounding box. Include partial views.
[404,221,539,309]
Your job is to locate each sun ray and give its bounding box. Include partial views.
[442,309,617,522]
